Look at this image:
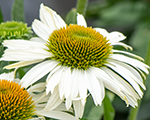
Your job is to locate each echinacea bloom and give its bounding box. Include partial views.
[0,72,78,120]
[0,3,149,118]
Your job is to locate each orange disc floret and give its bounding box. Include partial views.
[0,79,35,120]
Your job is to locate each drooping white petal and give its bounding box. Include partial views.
[110,54,149,74]
[45,86,63,111]
[21,60,59,88]
[109,59,144,84]
[54,103,73,113]
[70,69,80,100]
[31,92,47,104]
[65,67,72,99]
[105,62,144,97]
[65,96,72,110]
[84,68,103,105]
[74,69,87,105]
[112,50,144,61]
[92,67,138,106]
[122,91,138,107]
[32,19,52,41]
[73,100,85,119]
[77,13,87,27]
[28,82,46,93]
[3,59,43,69]
[0,72,14,81]
[46,66,63,94]
[58,66,69,99]
[107,31,126,43]
[101,67,140,99]
[36,110,78,120]
[111,42,133,50]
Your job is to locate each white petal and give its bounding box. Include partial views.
[64,67,72,99]
[110,54,149,74]
[107,31,126,43]
[94,28,108,37]
[73,100,85,118]
[32,19,52,41]
[92,67,138,106]
[36,110,78,120]
[28,82,46,93]
[105,62,143,97]
[30,37,46,43]
[40,3,57,30]
[77,13,87,27]
[41,4,66,29]
[52,11,66,29]
[1,40,51,61]
[112,50,144,61]
[45,86,63,111]
[21,60,59,88]
[2,49,51,61]
[70,69,80,100]
[46,66,63,94]
[54,103,73,113]
[58,66,68,99]
[4,59,43,69]
[65,96,72,110]
[111,42,133,50]
[0,72,14,81]
[2,39,46,50]
[109,59,144,84]
[84,69,103,105]
[31,92,48,104]
[101,67,140,99]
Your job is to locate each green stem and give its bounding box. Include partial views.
[128,39,150,120]
[0,6,3,23]
[76,0,89,16]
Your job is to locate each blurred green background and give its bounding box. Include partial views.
[0,0,150,120]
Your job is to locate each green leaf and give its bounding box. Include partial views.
[86,105,103,120]
[65,8,77,25]
[93,1,145,28]
[0,6,3,23]
[83,96,94,118]
[0,61,9,74]
[137,101,150,120]
[11,0,25,22]
[130,22,150,58]
[76,0,88,16]
[103,93,115,120]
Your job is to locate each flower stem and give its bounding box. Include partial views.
[76,0,89,16]
[128,39,150,120]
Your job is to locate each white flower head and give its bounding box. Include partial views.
[0,3,149,118]
[0,72,77,120]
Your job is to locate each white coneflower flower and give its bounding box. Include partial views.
[0,72,77,120]
[0,3,149,118]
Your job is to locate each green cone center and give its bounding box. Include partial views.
[46,24,112,70]
[0,21,32,40]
